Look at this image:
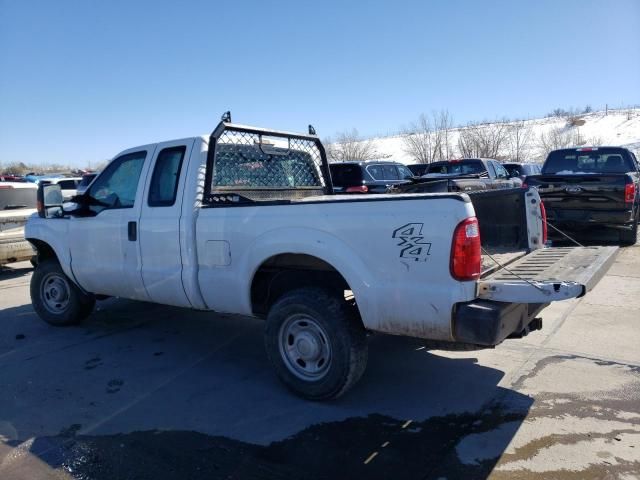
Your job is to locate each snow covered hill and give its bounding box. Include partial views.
[351,108,640,164]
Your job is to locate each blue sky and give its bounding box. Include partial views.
[1,0,639,167]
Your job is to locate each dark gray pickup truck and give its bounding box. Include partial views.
[525,147,640,245]
[393,158,521,194]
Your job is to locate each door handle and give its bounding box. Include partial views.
[128,221,137,241]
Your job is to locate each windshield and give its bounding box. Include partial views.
[543,148,634,174]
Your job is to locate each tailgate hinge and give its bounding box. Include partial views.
[477,280,586,303]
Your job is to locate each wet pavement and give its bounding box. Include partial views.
[0,241,639,479]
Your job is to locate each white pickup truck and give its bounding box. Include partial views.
[1,183,37,266]
[25,118,617,399]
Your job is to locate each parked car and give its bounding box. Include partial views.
[329,161,414,193]
[0,182,37,266]
[76,172,98,195]
[423,158,522,189]
[525,146,639,245]
[39,177,82,201]
[503,162,542,182]
[0,174,26,182]
[26,118,617,399]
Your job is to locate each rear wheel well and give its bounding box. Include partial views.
[27,239,58,264]
[251,254,356,317]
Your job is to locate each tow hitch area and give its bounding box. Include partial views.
[508,317,543,339]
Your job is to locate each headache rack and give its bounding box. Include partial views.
[203,113,333,205]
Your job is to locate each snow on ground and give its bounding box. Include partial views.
[351,108,640,164]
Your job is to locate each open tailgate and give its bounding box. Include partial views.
[478,246,618,303]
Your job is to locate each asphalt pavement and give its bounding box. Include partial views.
[0,242,639,479]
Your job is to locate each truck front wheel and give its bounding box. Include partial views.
[264,288,368,400]
[30,260,95,326]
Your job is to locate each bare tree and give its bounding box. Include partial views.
[507,120,533,162]
[401,110,454,164]
[401,114,435,164]
[434,110,454,160]
[457,120,510,159]
[326,129,378,162]
[536,127,575,159]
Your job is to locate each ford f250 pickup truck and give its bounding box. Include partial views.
[525,147,640,245]
[25,118,618,399]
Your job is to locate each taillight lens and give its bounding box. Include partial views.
[624,182,635,204]
[450,217,481,281]
[346,185,369,193]
[540,201,548,244]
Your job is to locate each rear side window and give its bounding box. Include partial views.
[329,164,364,186]
[382,165,399,180]
[366,165,384,180]
[543,148,634,174]
[148,146,185,206]
[493,162,509,179]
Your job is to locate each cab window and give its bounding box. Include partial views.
[148,146,185,207]
[88,151,146,212]
[494,162,509,179]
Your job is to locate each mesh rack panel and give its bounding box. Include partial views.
[210,128,327,201]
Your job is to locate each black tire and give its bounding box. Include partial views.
[30,259,95,326]
[264,288,368,400]
[620,218,638,246]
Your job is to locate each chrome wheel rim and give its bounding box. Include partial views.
[41,272,70,314]
[279,314,332,381]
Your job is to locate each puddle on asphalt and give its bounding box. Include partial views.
[19,407,528,480]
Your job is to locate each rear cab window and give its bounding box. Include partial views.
[543,148,635,174]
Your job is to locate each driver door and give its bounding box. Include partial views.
[68,148,154,300]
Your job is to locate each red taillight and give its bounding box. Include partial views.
[540,201,548,244]
[450,217,481,281]
[0,185,14,189]
[346,185,369,193]
[624,182,635,204]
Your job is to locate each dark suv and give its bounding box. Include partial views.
[329,161,414,193]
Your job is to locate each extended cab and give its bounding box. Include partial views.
[525,147,640,245]
[25,119,617,399]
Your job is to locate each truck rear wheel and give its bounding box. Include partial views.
[264,288,368,400]
[30,259,95,326]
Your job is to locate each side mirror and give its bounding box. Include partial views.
[37,183,63,218]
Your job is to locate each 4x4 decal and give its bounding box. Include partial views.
[392,223,432,262]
